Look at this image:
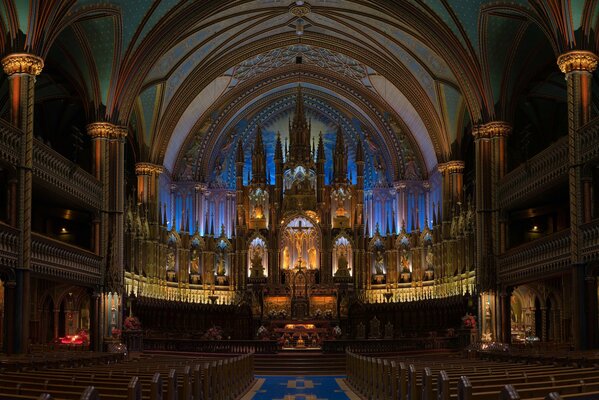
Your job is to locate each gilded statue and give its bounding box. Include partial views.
[400,252,410,273]
[166,251,175,271]
[374,250,384,275]
[216,255,226,276]
[335,252,350,277]
[283,246,290,269]
[308,247,317,269]
[250,250,264,278]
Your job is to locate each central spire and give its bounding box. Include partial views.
[288,84,312,163]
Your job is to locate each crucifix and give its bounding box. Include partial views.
[291,220,311,269]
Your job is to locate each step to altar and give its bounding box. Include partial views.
[254,352,346,375]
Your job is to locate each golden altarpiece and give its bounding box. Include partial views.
[124,88,476,345]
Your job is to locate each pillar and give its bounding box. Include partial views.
[1,53,44,354]
[8,178,17,227]
[472,122,510,342]
[3,280,16,354]
[557,50,599,349]
[135,163,164,222]
[109,126,128,293]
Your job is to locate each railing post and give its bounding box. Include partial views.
[407,364,417,400]
[151,372,162,400]
[182,366,192,400]
[168,369,178,400]
[127,376,141,400]
[437,370,449,400]
[399,362,407,400]
[457,376,472,400]
[421,367,433,400]
[500,385,520,400]
[193,365,202,400]
[79,386,100,400]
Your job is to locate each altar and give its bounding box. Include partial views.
[269,321,333,350]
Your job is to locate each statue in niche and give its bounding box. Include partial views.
[335,252,350,277]
[356,322,366,339]
[250,249,264,278]
[374,249,385,275]
[166,252,175,271]
[216,254,226,276]
[190,250,200,274]
[400,252,410,273]
[308,247,317,269]
[253,203,264,219]
[283,246,290,269]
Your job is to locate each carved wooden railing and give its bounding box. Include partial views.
[143,338,278,354]
[0,119,102,209]
[580,117,599,163]
[499,116,599,209]
[582,219,599,262]
[322,337,459,353]
[498,229,571,284]
[0,223,102,284]
[498,136,568,208]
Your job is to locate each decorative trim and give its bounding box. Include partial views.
[437,160,464,174]
[86,122,115,139]
[557,50,599,74]
[472,121,511,139]
[289,1,311,18]
[1,53,44,76]
[135,162,164,176]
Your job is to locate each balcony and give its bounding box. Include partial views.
[0,119,102,209]
[498,137,568,209]
[499,116,599,209]
[498,229,571,285]
[0,222,102,285]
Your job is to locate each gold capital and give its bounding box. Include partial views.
[557,50,599,74]
[439,160,465,174]
[472,121,511,139]
[1,53,43,76]
[112,125,128,139]
[135,162,164,176]
[86,122,115,139]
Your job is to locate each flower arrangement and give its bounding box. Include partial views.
[332,325,342,338]
[278,309,288,319]
[462,313,477,329]
[267,309,277,319]
[124,316,142,331]
[324,309,333,319]
[314,309,323,318]
[111,328,122,338]
[203,325,223,340]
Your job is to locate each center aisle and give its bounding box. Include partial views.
[242,376,361,400]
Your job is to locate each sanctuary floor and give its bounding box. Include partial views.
[242,376,360,400]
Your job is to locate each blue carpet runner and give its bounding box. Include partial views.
[246,375,359,400]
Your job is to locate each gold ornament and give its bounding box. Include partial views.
[1,53,43,76]
[557,50,599,74]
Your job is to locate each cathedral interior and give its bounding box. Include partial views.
[0,0,599,386]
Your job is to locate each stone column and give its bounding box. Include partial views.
[86,122,112,259]
[557,50,599,349]
[3,280,16,354]
[8,178,17,227]
[2,53,43,354]
[108,126,127,293]
[135,163,164,221]
[472,123,511,291]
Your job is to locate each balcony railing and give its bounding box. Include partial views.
[498,229,571,284]
[498,136,568,209]
[0,222,102,285]
[0,119,102,209]
[499,116,599,209]
[582,220,599,262]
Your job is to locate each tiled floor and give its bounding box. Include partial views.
[243,376,360,400]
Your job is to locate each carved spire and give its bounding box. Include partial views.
[317,132,325,162]
[333,125,347,183]
[251,126,267,184]
[288,85,311,163]
[275,131,283,161]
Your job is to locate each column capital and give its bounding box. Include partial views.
[472,121,511,139]
[557,50,599,74]
[437,160,464,174]
[1,53,43,76]
[112,125,128,139]
[135,162,164,176]
[86,122,115,139]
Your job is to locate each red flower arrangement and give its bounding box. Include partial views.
[462,313,477,329]
[124,316,142,331]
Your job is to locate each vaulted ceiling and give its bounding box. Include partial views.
[1,0,597,182]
